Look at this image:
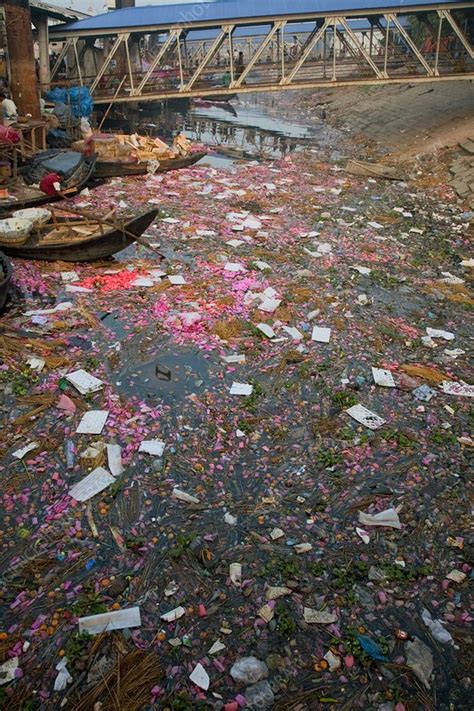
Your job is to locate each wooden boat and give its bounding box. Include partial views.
[203,93,237,102]
[0,251,12,312]
[0,155,97,216]
[93,151,206,179]
[193,98,237,117]
[0,209,158,262]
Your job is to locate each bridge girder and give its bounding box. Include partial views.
[48,4,474,104]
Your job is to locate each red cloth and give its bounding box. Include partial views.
[0,125,20,144]
[39,173,62,196]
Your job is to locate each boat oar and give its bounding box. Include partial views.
[51,203,164,260]
[98,75,127,132]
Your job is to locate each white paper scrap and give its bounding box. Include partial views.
[139,439,166,456]
[346,404,386,430]
[221,354,246,364]
[12,441,39,460]
[76,410,109,435]
[351,265,372,275]
[224,262,244,273]
[172,487,199,504]
[65,285,92,293]
[106,443,124,477]
[66,369,104,395]
[294,543,313,554]
[189,663,210,691]
[0,657,19,686]
[258,297,281,313]
[24,301,72,317]
[258,603,274,623]
[230,382,253,396]
[78,607,141,635]
[168,275,186,285]
[265,586,292,600]
[446,569,466,583]
[209,640,226,655]
[440,381,474,398]
[358,508,401,529]
[132,277,154,287]
[356,527,370,544]
[161,606,185,622]
[25,356,45,372]
[69,467,115,502]
[311,326,331,343]
[61,271,79,283]
[253,260,271,271]
[270,527,284,540]
[372,367,396,388]
[316,242,332,254]
[304,608,338,624]
[324,650,341,672]
[242,216,262,230]
[263,287,277,298]
[426,327,455,341]
[229,562,242,587]
[282,325,303,341]
[148,269,166,279]
[257,323,276,339]
[226,239,244,247]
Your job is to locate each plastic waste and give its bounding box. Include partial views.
[357,635,388,662]
[65,439,75,470]
[406,637,433,689]
[230,657,268,685]
[244,680,275,708]
[421,609,454,645]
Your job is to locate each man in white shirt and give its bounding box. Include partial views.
[0,92,18,126]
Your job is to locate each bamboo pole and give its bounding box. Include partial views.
[51,203,164,259]
[98,76,127,132]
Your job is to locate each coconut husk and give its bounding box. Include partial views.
[213,318,247,340]
[71,647,163,711]
[400,364,451,384]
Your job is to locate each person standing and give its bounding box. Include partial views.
[0,91,18,126]
[236,51,244,78]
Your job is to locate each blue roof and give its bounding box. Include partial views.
[51,0,465,35]
[187,18,398,42]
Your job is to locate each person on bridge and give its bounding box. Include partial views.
[236,51,244,78]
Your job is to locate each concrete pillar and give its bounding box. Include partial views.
[36,14,50,89]
[0,0,40,117]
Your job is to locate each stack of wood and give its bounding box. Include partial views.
[72,132,192,164]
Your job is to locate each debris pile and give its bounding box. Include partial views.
[0,145,472,708]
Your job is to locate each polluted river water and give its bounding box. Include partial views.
[0,93,472,710]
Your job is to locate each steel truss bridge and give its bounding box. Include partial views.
[49,1,474,105]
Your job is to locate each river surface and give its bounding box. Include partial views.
[106,92,343,168]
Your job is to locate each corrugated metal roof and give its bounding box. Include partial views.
[187,18,401,42]
[50,0,466,35]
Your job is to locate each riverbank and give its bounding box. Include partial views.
[0,103,472,709]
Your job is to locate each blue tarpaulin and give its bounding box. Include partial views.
[45,86,93,118]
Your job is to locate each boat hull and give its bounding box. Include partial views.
[94,151,206,179]
[0,251,12,312]
[1,210,158,262]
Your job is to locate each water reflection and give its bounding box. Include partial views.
[104,93,339,165]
